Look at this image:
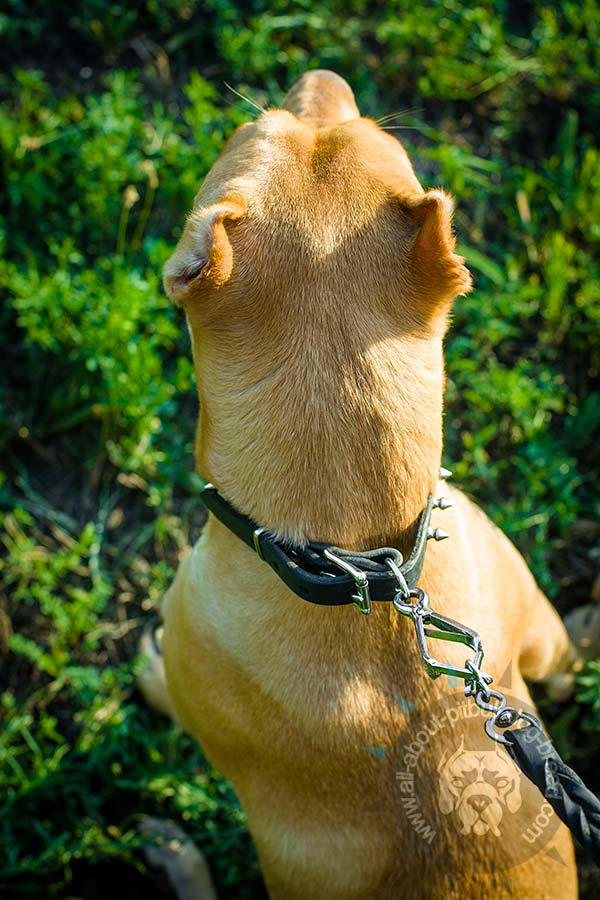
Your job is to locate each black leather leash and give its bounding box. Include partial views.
[199,479,600,866]
[505,725,600,866]
[200,482,440,613]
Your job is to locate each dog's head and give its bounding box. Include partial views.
[437,738,522,837]
[164,71,472,543]
[165,70,470,319]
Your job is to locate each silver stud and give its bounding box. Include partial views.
[440,466,452,479]
[433,497,453,510]
[428,527,450,542]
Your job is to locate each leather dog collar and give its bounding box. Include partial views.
[200,482,437,613]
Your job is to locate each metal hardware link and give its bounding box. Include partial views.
[385,557,541,743]
[323,549,372,614]
[485,707,543,744]
[464,660,493,696]
[385,557,409,599]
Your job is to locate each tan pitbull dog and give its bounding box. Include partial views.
[159,71,578,898]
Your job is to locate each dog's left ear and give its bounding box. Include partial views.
[401,190,472,308]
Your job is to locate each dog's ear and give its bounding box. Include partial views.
[163,192,247,305]
[438,735,465,774]
[437,783,455,815]
[437,747,451,773]
[400,190,472,308]
[498,753,523,814]
[504,780,522,814]
[494,747,522,812]
[437,737,465,815]
[437,767,457,815]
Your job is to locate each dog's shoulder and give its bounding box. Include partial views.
[442,483,543,598]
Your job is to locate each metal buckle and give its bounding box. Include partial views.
[253,527,266,560]
[322,549,372,614]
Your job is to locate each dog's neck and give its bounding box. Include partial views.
[191,319,444,553]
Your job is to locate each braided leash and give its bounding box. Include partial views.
[506,725,600,866]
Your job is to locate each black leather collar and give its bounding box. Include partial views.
[200,482,435,612]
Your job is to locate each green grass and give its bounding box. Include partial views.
[1,2,599,897]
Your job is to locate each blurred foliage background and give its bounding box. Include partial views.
[1,1,599,897]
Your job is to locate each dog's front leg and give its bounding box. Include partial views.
[137,617,180,722]
[137,571,183,724]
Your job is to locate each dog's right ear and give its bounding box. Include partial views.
[163,192,247,305]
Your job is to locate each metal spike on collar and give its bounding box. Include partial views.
[428,527,450,542]
[433,497,453,510]
[440,466,453,479]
